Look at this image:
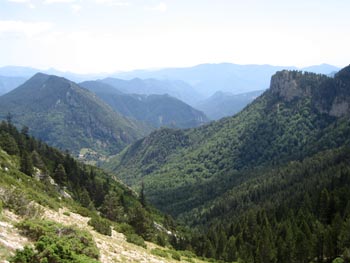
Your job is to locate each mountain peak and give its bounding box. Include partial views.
[0,73,152,157]
[270,70,309,101]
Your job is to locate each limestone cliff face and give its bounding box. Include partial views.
[269,66,350,117]
[270,70,308,101]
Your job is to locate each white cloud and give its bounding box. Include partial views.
[8,0,35,8]
[94,0,130,6]
[0,20,52,37]
[7,0,30,2]
[149,2,167,12]
[71,4,82,13]
[44,0,76,3]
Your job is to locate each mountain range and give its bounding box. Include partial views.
[99,77,203,105]
[0,63,350,263]
[80,80,209,128]
[196,89,264,120]
[0,63,340,100]
[113,63,340,96]
[0,73,152,160]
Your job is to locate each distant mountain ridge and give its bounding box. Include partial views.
[0,63,340,99]
[0,75,27,95]
[113,63,340,96]
[99,77,203,105]
[0,66,111,82]
[196,89,264,120]
[0,73,152,159]
[80,80,209,128]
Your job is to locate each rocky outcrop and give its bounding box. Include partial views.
[270,70,308,101]
[269,67,350,117]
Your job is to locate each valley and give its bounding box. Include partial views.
[0,63,349,263]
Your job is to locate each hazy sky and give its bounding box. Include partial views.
[1,0,350,73]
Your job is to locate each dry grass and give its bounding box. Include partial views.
[0,210,31,262]
[0,206,208,263]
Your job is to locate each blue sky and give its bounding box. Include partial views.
[1,0,350,73]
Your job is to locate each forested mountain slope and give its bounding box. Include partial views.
[103,65,350,263]
[80,80,209,128]
[0,73,152,159]
[105,65,350,218]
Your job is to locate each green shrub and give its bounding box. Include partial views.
[155,232,168,247]
[63,211,70,216]
[13,219,100,262]
[73,205,95,218]
[151,248,168,258]
[332,258,345,263]
[88,217,112,236]
[179,250,196,258]
[114,222,135,235]
[126,233,147,248]
[0,188,42,218]
[10,246,35,263]
[168,250,181,261]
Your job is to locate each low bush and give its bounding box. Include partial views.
[168,250,181,261]
[151,248,168,258]
[63,211,70,216]
[125,233,147,248]
[179,250,196,258]
[0,188,43,218]
[12,219,100,263]
[88,217,112,236]
[113,222,135,235]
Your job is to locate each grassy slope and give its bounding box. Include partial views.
[0,149,213,263]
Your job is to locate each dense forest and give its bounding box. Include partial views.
[104,66,350,263]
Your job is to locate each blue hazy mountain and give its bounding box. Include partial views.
[80,80,209,128]
[113,63,340,96]
[99,77,203,105]
[196,89,265,120]
[0,63,340,99]
[301,63,340,75]
[0,75,27,95]
[0,66,110,83]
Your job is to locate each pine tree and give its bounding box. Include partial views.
[20,151,34,176]
[101,191,124,221]
[53,164,67,185]
[319,188,330,224]
[225,236,237,262]
[338,216,350,261]
[139,181,146,207]
[0,132,19,155]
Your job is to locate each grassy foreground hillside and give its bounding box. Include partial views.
[0,120,216,263]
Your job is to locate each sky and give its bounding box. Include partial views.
[1,0,350,73]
